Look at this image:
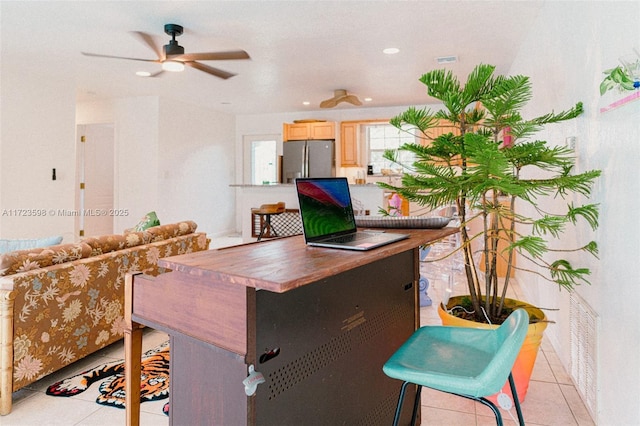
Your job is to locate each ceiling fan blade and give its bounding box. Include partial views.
[130,31,164,60]
[170,50,250,62]
[185,61,236,79]
[343,95,363,106]
[81,52,160,63]
[320,98,338,108]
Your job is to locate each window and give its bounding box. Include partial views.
[243,134,279,184]
[366,123,416,174]
[251,140,277,184]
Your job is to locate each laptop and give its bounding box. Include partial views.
[295,177,409,251]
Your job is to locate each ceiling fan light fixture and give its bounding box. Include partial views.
[83,24,249,80]
[162,60,185,72]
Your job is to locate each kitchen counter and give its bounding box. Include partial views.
[232,183,386,240]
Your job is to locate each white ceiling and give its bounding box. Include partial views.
[1,1,544,115]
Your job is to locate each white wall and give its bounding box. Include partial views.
[0,61,77,242]
[77,97,237,238]
[112,97,160,233]
[509,2,640,424]
[157,98,236,238]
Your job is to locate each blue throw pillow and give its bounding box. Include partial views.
[0,235,63,254]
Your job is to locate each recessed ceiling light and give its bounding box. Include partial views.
[383,47,400,55]
[136,71,151,77]
[303,101,310,106]
[364,97,373,102]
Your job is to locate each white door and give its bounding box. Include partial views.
[77,124,115,237]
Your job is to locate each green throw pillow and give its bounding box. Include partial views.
[133,211,160,231]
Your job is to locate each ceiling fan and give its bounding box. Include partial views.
[320,89,362,108]
[82,24,250,79]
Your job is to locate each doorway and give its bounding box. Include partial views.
[76,124,115,237]
[242,135,279,184]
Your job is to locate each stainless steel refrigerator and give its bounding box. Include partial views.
[282,139,335,183]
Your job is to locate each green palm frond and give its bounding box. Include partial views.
[567,203,600,230]
[550,259,592,289]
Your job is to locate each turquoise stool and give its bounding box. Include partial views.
[383,308,529,426]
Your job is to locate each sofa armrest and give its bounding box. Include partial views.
[0,289,16,415]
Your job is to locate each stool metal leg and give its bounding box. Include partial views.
[257,214,278,241]
[508,373,525,426]
[410,385,422,425]
[257,216,267,241]
[392,382,421,426]
[266,214,278,237]
[477,397,504,426]
[392,381,410,426]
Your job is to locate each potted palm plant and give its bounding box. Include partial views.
[380,63,601,401]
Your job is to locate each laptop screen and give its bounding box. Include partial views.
[295,177,357,242]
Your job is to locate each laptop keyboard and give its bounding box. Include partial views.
[330,233,373,243]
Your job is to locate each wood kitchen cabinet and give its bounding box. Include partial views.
[283,121,335,141]
[339,119,387,167]
[340,122,359,166]
[421,119,460,144]
[336,119,459,169]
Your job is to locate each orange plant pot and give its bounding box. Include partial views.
[437,296,548,403]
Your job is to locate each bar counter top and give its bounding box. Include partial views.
[159,227,457,293]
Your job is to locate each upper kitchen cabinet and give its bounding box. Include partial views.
[340,122,359,167]
[283,121,336,141]
[421,119,460,144]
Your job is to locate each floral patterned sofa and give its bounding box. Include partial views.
[0,220,209,414]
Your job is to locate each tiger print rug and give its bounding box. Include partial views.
[46,340,170,416]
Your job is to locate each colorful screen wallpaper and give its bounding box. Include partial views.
[297,179,355,240]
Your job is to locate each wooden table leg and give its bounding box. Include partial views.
[124,273,144,426]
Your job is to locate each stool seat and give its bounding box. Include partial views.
[251,202,286,215]
[383,309,529,426]
[251,202,286,241]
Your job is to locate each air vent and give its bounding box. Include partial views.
[436,55,458,64]
[569,292,599,420]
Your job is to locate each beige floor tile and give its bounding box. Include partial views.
[420,387,476,414]
[419,406,477,425]
[545,347,574,385]
[530,345,558,383]
[519,380,578,425]
[73,404,168,426]
[559,383,596,426]
[0,391,101,426]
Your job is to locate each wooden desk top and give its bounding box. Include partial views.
[159,228,457,293]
